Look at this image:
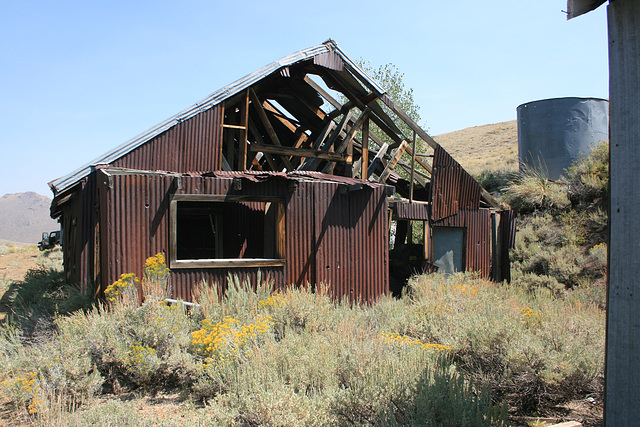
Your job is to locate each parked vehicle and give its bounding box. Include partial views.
[38,231,60,251]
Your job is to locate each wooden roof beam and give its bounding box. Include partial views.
[249,88,295,171]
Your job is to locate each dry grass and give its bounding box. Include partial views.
[434,120,519,176]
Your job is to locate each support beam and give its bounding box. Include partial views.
[367,143,389,179]
[377,140,409,183]
[249,88,295,171]
[361,115,369,180]
[248,118,279,171]
[322,108,370,174]
[238,89,249,170]
[250,143,350,162]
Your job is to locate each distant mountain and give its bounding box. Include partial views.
[0,192,58,244]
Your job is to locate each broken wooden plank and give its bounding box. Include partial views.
[367,143,389,179]
[377,140,409,184]
[222,124,247,130]
[248,117,279,171]
[322,109,369,174]
[305,74,403,147]
[298,119,336,170]
[305,110,353,172]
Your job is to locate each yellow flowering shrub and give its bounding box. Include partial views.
[104,272,139,302]
[520,307,542,328]
[125,343,159,382]
[453,284,479,296]
[258,292,286,309]
[142,253,171,301]
[191,315,273,371]
[1,372,42,415]
[144,253,170,281]
[380,332,451,353]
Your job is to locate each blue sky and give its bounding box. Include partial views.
[0,1,608,197]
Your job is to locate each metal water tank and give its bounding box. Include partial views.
[517,97,608,179]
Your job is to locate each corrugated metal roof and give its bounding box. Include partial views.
[49,40,386,195]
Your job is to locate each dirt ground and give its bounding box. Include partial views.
[0,246,40,283]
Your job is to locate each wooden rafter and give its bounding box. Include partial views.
[249,88,295,171]
[249,143,350,162]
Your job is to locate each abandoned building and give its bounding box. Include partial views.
[49,40,515,302]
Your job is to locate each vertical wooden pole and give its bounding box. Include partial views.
[362,117,369,180]
[238,89,250,170]
[409,130,416,202]
[218,101,225,170]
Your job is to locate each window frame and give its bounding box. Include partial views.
[169,194,286,269]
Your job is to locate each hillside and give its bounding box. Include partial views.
[0,192,58,244]
[434,120,519,176]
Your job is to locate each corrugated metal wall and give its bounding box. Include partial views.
[97,172,388,303]
[431,208,491,277]
[111,104,222,173]
[430,146,481,222]
[391,202,430,221]
[59,175,99,293]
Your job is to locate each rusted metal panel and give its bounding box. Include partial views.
[98,170,388,302]
[432,208,491,278]
[391,201,430,220]
[58,175,100,292]
[311,181,388,302]
[285,180,316,289]
[430,145,481,221]
[112,104,222,173]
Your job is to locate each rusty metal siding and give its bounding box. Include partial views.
[430,146,481,221]
[285,180,316,289]
[311,182,388,302]
[58,175,100,291]
[432,208,491,277]
[391,202,430,220]
[111,104,222,173]
[99,171,388,302]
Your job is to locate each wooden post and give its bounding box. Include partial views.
[238,89,249,170]
[409,130,416,202]
[362,116,369,180]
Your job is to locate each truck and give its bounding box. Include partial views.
[38,231,61,251]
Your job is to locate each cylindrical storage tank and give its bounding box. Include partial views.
[517,97,608,179]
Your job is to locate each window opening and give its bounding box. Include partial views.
[170,195,285,269]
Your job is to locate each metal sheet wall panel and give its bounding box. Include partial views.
[312,182,388,303]
[60,176,99,292]
[433,208,491,278]
[112,104,222,173]
[285,181,316,289]
[100,172,388,302]
[392,202,430,220]
[430,146,481,221]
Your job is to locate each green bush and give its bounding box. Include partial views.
[501,166,570,214]
[566,141,609,210]
[0,247,605,425]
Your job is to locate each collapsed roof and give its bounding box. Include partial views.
[50,39,500,213]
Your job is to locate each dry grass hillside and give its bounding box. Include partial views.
[433,120,519,176]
